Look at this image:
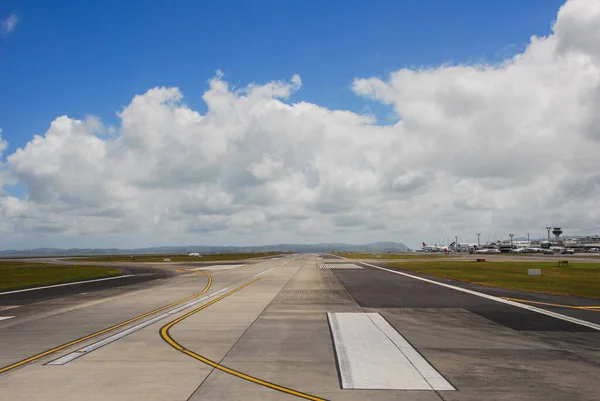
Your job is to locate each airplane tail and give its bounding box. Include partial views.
[422,242,427,247]
[448,242,456,247]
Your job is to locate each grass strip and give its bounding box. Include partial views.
[0,262,121,291]
[385,260,600,298]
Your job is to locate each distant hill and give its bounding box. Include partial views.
[0,242,409,257]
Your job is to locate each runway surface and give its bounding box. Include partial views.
[1,254,599,400]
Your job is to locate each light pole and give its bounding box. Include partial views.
[509,233,514,246]
[477,233,481,248]
[455,236,458,252]
[527,233,530,243]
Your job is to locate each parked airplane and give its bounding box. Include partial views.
[475,248,501,254]
[422,242,455,252]
[524,247,545,253]
[187,251,202,257]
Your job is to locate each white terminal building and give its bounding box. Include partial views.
[451,228,600,254]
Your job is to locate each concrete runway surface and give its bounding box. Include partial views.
[1,254,599,400]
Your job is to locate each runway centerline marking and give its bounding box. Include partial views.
[362,262,600,332]
[160,274,328,401]
[0,275,136,295]
[0,272,212,375]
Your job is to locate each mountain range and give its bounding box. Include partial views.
[0,242,410,257]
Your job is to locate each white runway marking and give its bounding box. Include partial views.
[0,305,19,312]
[0,316,15,321]
[47,287,231,365]
[325,254,347,259]
[362,262,600,332]
[253,267,275,277]
[47,266,277,365]
[190,264,244,271]
[367,313,455,390]
[327,312,454,390]
[0,275,135,295]
[318,264,363,270]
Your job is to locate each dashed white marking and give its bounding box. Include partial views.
[0,305,19,312]
[327,312,453,390]
[0,275,135,295]
[362,262,600,332]
[0,316,15,321]
[319,264,363,270]
[253,267,275,277]
[190,264,244,271]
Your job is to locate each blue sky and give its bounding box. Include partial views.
[1,0,564,156]
[3,0,600,250]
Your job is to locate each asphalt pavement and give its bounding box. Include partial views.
[0,255,599,401]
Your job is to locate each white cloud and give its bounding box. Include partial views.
[2,0,600,250]
[2,13,20,34]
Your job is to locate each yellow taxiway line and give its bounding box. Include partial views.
[0,272,212,375]
[159,277,329,401]
[503,297,600,312]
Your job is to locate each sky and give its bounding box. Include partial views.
[1,0,599,250]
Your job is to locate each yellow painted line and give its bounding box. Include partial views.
[0,272,212,375]
[504,297,600,312]
[160,278,328,401]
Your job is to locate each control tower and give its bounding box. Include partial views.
[552,227,563,243]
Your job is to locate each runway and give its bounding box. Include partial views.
[1,254,599,400]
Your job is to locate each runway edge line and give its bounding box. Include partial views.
[362,262,600,332]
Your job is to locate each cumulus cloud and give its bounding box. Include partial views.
[2,13,19,34]
[2,0,600,249]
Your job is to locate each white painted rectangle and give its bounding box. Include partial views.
[0,316,15,321]
[528,268,542,276]
[367,313,455,390]
[327,312,454,390]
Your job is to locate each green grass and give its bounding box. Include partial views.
[385,260,600,298]
[73,252,289,263]
[332,252,457,259]
[0,261,121,291]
